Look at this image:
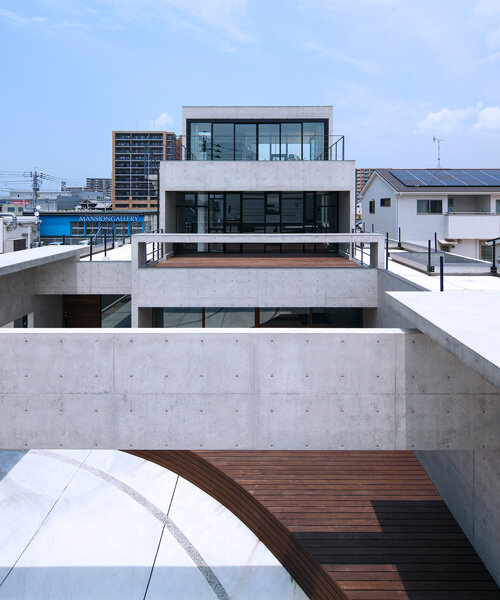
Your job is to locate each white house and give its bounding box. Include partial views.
[360,168,500,260]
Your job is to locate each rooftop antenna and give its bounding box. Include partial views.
[433,136,445,169]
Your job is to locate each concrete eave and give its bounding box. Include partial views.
[0,246,82,277]
[385,291,500,389]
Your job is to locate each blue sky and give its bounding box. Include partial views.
[1,0,500,191]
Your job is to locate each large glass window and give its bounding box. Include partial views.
[303,122,325,160]
[242,193,265,229]
[258,124,280,160]
[235,124,257,160]
[188,120,327,160]
[190,122,211,160]
[212,123,234,160]
[175,191,338,236]
[281,123,302,160]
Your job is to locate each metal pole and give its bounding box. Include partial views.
[360,242,364,266]
[492,240,497,274]
[89,238,93,261]
[434,232,437,253]
[398,227,402,249]
[440,255,444,291]
[62,234,65,245]
[104,231,107,257]
[427,240,434,272]
[385,232,389,270]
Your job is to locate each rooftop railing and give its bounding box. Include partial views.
[182,135,345,161]
[133,233,385,269]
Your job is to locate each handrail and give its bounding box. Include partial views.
[446,211,499,216]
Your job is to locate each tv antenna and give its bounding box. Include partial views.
[433,136,445,169]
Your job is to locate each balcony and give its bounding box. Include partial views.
[445,212,500,239]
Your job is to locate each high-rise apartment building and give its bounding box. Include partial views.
[86,177,112,196]
[112,131,178,210]
[356,168,374,198]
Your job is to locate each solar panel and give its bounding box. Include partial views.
[390,169,500,187]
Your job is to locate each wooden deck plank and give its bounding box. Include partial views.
[128,450,500,600]
[155,255,359,268]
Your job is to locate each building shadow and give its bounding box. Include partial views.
[0,450,27,482]
[293,500,500,599]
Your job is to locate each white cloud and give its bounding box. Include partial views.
[475,0,500,16]
[419,103,500,133]
[418,104,482,134]
[303,41,378,73]
[151,112,174,130]
[0,8,48,28]
[473,106,500,130]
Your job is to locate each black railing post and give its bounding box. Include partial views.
[62,234,65,245]
[434,232,438,253]
[427,240,435,273]
[360,242,364,266]
[398,227,402,249]
[104,232,107,257]
[440,255,444,291]
[492,240,497,274]
[385,232,389,270]
[89,238,93,261]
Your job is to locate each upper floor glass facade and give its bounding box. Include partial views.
[187,120,328,161]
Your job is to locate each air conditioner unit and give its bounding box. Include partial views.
[5,238,26,252]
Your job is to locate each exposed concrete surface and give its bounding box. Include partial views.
[132,267,377,314]
[386,291,500,389]
[34,260,132,295]
[0,329,497,450]
[0,449,306,599]
[417,450,500,587]
[160,160,355,192]
[0,246,81,277]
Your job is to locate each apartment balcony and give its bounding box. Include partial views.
[130,234,384,324]
[445,212,500,239]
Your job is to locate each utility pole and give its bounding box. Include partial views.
[433,136,445,169]
[30,169,40,212]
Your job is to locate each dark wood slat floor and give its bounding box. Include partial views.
[155,255,358,268]
[129,450,500,600]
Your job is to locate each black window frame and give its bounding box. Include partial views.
[186,118,329,161]
[369,200,375,214]
[380,198,391,207]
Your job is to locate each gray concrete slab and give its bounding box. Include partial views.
[0,246,81,277]
[386,291,500,389]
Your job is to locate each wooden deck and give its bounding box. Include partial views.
[130,450,500,600]
[155,255,359,268]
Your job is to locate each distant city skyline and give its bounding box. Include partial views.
[1,0,499,191]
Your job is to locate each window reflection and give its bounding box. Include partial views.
[188,121,327,161]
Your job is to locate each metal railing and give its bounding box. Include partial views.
[134,233,386,269]
[182,135,346,161]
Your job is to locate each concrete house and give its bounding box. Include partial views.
[360,168,500,260]
[1,107,500,598]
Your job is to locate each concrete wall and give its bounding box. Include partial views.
[0,269,64,328]
[160,160,355,193]
[0,328,498,451]
[417,450,500,586]
[34,260,132,295]
[132,267,378,323]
